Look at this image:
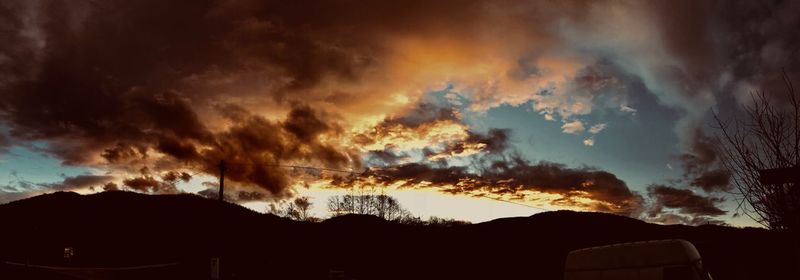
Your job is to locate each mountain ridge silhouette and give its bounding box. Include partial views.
[0,191,795,279]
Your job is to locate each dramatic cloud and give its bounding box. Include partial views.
[690,169,731,193]
[0,0,798,225]
[192,105,359,197]
[354,101,511,164]
[160,171,192,184]
[353,102,468,152]
[426,129,511,161]
[117,169,192,194]
[645,131,731,223]
[332,155,645,216]
[122,176,179,194]
[365,150,410,166]
[647,184,726,217]
[677,130,732,192]
[45,174,115,190]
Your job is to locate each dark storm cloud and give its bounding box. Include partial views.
[1,0,797,141]
[0,0,414,196]
[102,182,119,192]
[382,102,462,130]
[647,184,726,217]
[191,105,358,196]
[636,0,800,101]
[648,0,720,85]
[1,0,363,196]
[122,175,179,194]
[117,168,180,194]
[101,142,148,164]
[88,103,360,197]
[467,129,511,154]
[711,0,800,95]
[366,150,410,166]
[690,169,731,193]
[0,1,512,198]
[677,130,732,192]
[435,128,511,157]
[679,130,718,176]
[236,190,267,202]
[44,174,116,190]
[333,154,644,216]
[160,171,192,183]
[0,0,798,223]
[566,0,800,178]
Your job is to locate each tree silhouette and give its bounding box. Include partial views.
[374,194,403,220]
[269,196,317,221]
[426,216,472,227]
[326,193,406,221]
[713,73,800,230]
[325,192,471,225]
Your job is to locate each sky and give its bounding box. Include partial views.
[1,0,799,227]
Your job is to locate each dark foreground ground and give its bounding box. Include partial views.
[0,191,797,279]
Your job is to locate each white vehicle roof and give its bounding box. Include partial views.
[565,239,702,271]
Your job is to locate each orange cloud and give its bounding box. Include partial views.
[326,155,645,216]
[355,119,470,152]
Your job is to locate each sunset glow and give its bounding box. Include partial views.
[3,0,798,228]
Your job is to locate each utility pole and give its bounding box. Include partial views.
[218,160,226,201]
[215,160,226,279]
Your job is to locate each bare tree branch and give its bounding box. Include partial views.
[713,75,800,230]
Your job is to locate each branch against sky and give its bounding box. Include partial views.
[713,74,800,229]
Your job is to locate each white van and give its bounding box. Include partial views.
[564,239,713,280]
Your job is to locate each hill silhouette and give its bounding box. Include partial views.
[0,191,796,279]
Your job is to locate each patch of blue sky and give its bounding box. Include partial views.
[0,143,97,189]
[419,83,463,108]
[379,79,688,194]
[455,81,685,193]
[716,196,759,227]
